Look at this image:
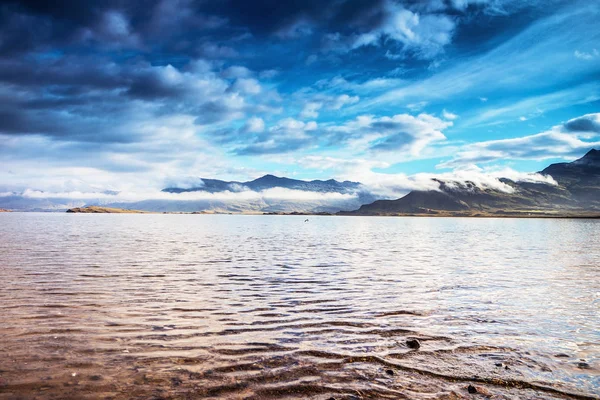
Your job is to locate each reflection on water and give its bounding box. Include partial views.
[0,213,598,399]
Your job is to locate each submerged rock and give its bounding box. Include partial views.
[577,361,591,369]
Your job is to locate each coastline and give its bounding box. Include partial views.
[56,206,600,219]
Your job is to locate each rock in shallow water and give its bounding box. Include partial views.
[577,361,591,369]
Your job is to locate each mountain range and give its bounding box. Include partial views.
[163,174,363,194]
[2,149,599,216]
[343,149,600,216]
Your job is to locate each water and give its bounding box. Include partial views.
[0,213,598,399]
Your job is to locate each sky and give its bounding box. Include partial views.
[0,0,599,196]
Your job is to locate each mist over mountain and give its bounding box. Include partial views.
[106,175,376,213]
[2,150,598,215]
[163,174,363,194]
[345,149,600,216]
[0,176,376,213]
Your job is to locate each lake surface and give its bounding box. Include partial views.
[0,213,599,399]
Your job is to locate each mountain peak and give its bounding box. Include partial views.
[583,148,600,159]
[573,148,600,166]
[251,174,286,183]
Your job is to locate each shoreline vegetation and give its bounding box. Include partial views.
[63,206,600,218]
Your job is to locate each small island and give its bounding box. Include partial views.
[66,206,148,214]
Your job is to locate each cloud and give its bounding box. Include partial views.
[299,102,323,119]
[461,82,600,127]
[230,78,261,94]
[574,49,599,60]
[325,113,451,156]
[4,187,358,203]
[297,157,558,200]
[234,118,318,155]
[330,94,359,110]
[442,109,458,120]
[298,155,390,172]
[351,3,456,59]
[313,75,404,95]
[242,117,265,133]
[227,111,452,157]
[563,113,600,133]
[0,55,282,148]
[259,69,279,79]
[1,0,597,200]
[360,2,600,116]
[221,65,253,79]
[438,113,600,168]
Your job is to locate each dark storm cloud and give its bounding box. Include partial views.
[200,0,385,38]
[0,0,523,58]
[0,0,557,159]
[0,0,130,54]
[563,113,600,133]
[0,56,127,90]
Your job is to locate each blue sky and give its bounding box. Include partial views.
[0,0,599,194]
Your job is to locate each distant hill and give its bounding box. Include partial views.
[66,206,147,213]
[162,174,363,194]
[343,149,600,217]
[140,174,376,213]
[4,151,599,215]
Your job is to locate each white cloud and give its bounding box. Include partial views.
[259,69,279,79]
[462,82,600,127]
[407,101,428,111]
[326,112,451,156]
[10,187,357,202]
[314,75,404,95]
[305,54,318,65]
[222,65,253,79]
[438,113,600,168]
[243,117,265,133]
[360,4,600,116]
[442,109,458,120]
[574,49,599,60]
[231,78,261,94]
[351,2,456,59]
[298,155,390,172]
[330,94,359,110]
[300,102,323,118]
